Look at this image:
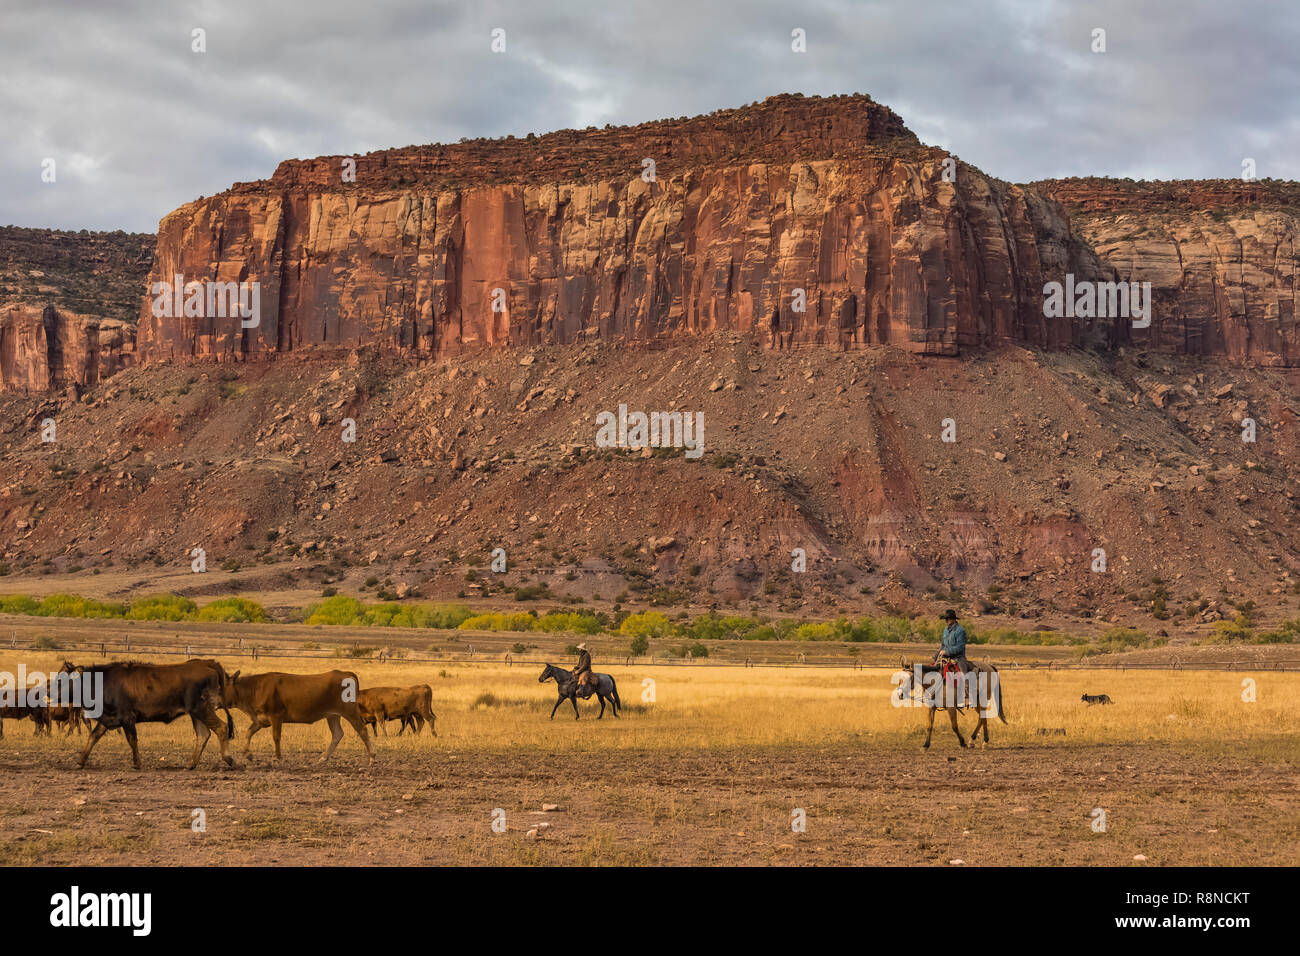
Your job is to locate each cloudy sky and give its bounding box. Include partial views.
[5,0,1298,233]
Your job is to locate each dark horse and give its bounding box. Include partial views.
[538,663,621,720]
[895,656,1007,748]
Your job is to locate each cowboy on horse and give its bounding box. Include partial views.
[572,643,597,697]
[934,609,971,683]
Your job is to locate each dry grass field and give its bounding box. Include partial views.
[0,651,1295,866]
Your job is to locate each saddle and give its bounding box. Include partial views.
[936,654,964,686]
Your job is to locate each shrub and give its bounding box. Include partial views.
[36,594,126,619]
[305,595,364,626]
[1256,617,1300,644]
[0,595,39,615]
[196,597,268,623]
[619,611,673,639]
[1209,614,1254,644]
[535,611,602,634]
[126,594,197,621]
[794,622,840,641]
[1076,627,1165,657]
[459,612,536,632]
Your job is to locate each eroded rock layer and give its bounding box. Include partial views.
[1038,178,1300,366]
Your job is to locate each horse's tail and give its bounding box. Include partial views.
[993,667,1007,723]
[610,677,621,710]
[212,662,236,738]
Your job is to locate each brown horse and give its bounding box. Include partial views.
[895,656,1007,748]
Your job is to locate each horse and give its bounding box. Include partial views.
[895,655,1007,748]
[538,663,621,720]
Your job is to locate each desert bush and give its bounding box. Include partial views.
[125,594,198,621]
[619,611,673,639]
[36,594,127,619]
[196,597,268,623]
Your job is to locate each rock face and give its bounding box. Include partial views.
[136,94,1111,363]
[0,304,130,391]
[1038,178,1300,366]
[0,225,150,390]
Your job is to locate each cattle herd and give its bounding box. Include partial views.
[0,659,437,769]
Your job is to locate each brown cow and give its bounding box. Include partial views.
[50,703,88,735]
[21,670,88,736]
[224,670,374,764]
[48,662,89,734]
[0,695,53,737]
[358,685,437,738]
[67,659,235,770]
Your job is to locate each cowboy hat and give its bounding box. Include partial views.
[576,642,588,650]
[943,609,958,621]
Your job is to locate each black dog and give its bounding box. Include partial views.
[1081,693,1113,705]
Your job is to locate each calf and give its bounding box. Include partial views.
[358,685,438,738]
[224,670,374,764]
[50,703,88,735]
[66,659,235,770]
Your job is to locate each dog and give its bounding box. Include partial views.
[1081,693,1113,705]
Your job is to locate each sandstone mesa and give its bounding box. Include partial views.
[4,93,1299,393]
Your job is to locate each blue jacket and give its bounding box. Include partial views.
[941,623,967,656]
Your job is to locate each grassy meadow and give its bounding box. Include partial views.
[1,651,1294,760]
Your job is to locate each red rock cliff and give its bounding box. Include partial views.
[136,94,1112,363]
[0,304,130,391]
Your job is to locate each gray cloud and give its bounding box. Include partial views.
[3,0,1297,233]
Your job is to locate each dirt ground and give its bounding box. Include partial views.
[1,737,1294,866]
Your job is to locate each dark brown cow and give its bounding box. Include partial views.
[49,662,88,734]
[224,670,374,764]
[358,685,437,738]
[67,659,235,770]
[0,692,53,738]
